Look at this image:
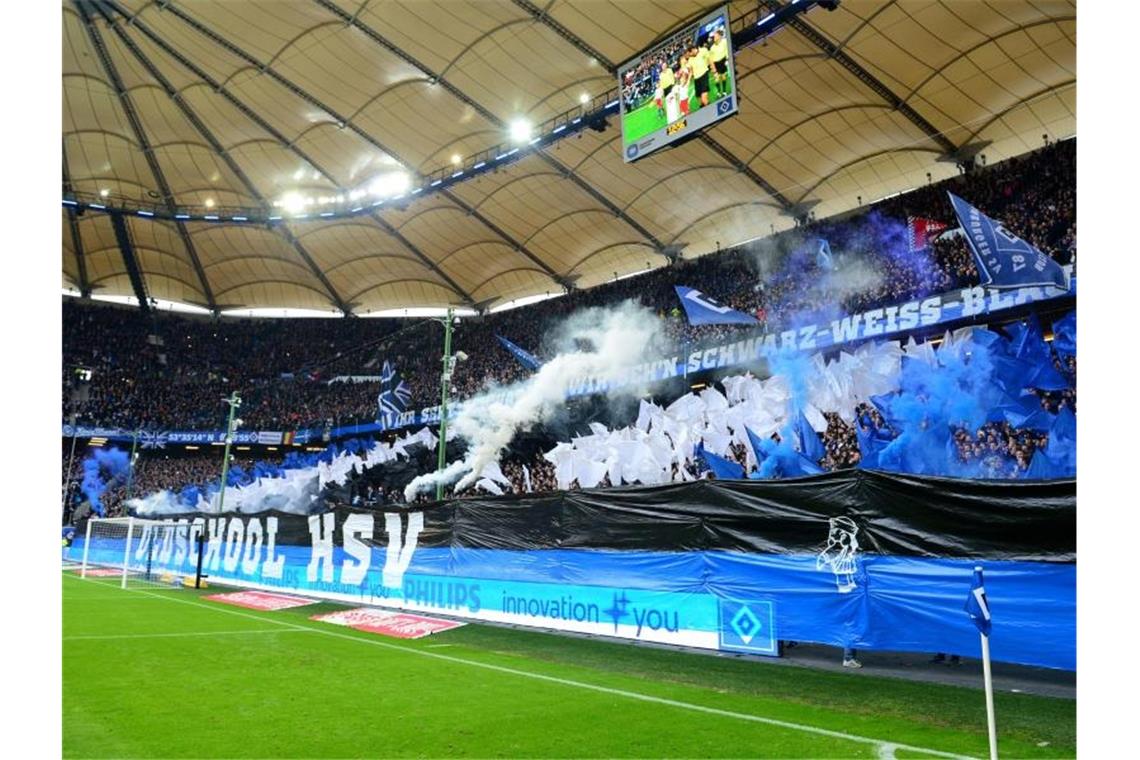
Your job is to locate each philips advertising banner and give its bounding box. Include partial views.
[69,471,1075,670]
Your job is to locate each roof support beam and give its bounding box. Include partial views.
[109,213,151,312]
[366,212,476,306]
[512,0,795,213]
[94,1,352,315]
[61,141,91,296]
[312,0,666,261]
[759,0,958,156]
[98,0,473,308]
[75,0,216,311]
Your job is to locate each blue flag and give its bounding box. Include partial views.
[948,192,1068,290]
[964,566,993,636]
[696,443,744,479]
[377,360,412,417]
[1051,312,1076,360]
[674,286,759,326]
[815,239,834,272]
[496,335,542,371]
[794,413,826,464]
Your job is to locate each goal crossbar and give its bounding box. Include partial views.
[81,517,207,589]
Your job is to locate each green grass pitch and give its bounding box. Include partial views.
[63,574,1074,758]
[622,74,735,146]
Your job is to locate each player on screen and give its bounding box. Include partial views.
[709,28,729,99]
[658,60,675,120]
[676,52,691,116]
[688,42,711,110]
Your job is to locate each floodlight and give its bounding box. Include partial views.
[509,118,533,143]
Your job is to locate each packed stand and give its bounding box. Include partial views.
[62,140,1075,434]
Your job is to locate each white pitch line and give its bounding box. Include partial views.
[63,575,974,759]
[64,629,315,642]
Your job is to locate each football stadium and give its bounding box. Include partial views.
[50,0,1092,757]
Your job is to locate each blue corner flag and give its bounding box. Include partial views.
[948,192,1068,290]
[965,566,993,636]
[674,286,759,326]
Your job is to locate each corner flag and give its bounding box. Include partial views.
[965,565,992,636]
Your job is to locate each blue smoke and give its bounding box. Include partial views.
[80,447,131,515]
[856,313,1076,479]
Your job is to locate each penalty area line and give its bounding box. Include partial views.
[62,575,972,759]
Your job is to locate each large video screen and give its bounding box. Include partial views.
[618,5,737,162]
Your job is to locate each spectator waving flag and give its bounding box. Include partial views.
[964,566,992,636]
[674,286,759,326]
[948,192,1069,290]
[377,360,412,417]
[906,216,949,252]
[496,335,542,371]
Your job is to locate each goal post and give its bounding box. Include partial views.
[78,517,207,590]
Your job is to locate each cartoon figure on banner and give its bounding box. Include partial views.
[817,516,860,593]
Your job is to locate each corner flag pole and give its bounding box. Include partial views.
[980,628,998,760]
[967,564,998,760]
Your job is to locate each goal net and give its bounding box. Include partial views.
[79,517,205,590]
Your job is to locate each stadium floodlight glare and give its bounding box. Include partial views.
[509,118,533,143]
[204,198,215,208]
[450,153,462,166]
[368,171,411,198]
[579,92,590,105]
[280,192,307,214]
[99,188,110,197]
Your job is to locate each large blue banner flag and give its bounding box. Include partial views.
[674,286,759,326]
[496,335,542,371]
[965,565,993,636]
[377,361,412,417]
[948,192,1068,290]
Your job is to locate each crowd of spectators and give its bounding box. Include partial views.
[63,140,1076,439]
[62,452,284,521]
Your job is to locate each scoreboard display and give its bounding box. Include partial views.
[618,5,738,162]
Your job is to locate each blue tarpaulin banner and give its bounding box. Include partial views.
[69,472,1074,670]
[948,192,1069,290]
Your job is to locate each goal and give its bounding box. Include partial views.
[79,517,207,590]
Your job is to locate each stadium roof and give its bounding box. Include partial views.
[63,0,1075,314]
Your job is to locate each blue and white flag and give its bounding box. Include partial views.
[674,286,759,326]
[496,335,542,371]
[139,430,168,450]
[815,239,834,272]
[377,360,412,417]
[948,193,1068,290]
[964,565,993,636]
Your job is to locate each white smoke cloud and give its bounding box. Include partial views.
[404,301,666,501]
